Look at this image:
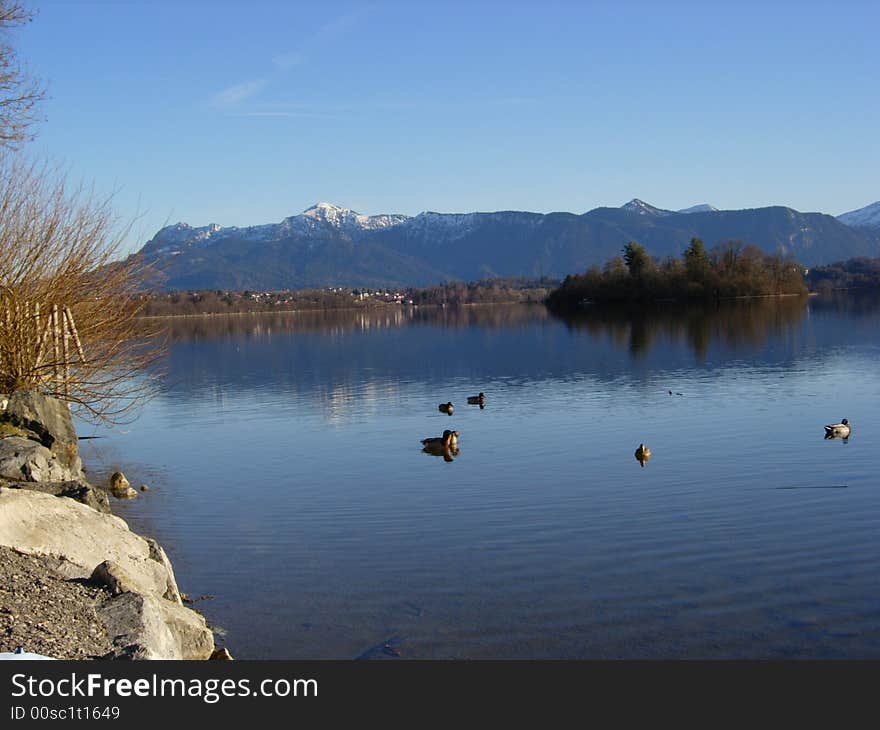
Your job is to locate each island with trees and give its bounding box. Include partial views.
[546,238,807,311]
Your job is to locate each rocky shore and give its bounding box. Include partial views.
[0,391,216,660]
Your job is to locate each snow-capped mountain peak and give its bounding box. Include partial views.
[302,202,355,224]
[621,199,672,216]
[677,203,719,214]
[156,222,222,241]
[838,201,880,229]
[298,202,409,231]
[143,221,223,254]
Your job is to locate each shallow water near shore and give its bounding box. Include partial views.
[79,295,880,659]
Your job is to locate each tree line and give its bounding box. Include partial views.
[805,257,880,293]
[546,239,807,310]
[142,289,370,317]
[408,277,555,306]
[140,278,556,316]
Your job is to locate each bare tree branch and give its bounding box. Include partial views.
[0,1,44,148]
[0,156,164,422]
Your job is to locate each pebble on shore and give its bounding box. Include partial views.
[0,546,115,659]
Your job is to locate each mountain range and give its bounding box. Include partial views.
[138,199,880,290]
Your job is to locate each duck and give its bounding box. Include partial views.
[634,443,651,467]
[467,392,486,405]
[439,402,454,415]
[824,419,850,438]
[421,430,460,460]
[421,430,459,449]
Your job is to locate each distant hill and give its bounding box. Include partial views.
[837,201,880,229]
[136,200,880,290]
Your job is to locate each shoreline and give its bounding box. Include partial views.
[137,289,879,322]
[0,391,218,660]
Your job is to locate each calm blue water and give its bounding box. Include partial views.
[78,296,880,658]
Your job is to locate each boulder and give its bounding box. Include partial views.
[91,560,139,596]
[2,479,110,513]
[108,471,136,499]
[143,538,181,603]
[0,437,79,483]
[0,488,181,604]
[99,592,214,660]
[1,390,81,475]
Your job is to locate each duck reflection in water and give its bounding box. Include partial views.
[421,430,460,462]
[634,443,651,467]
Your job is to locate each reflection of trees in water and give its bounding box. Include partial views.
[156,304,549,343]
[408,304,548,330]
[153,299,814,363]
[151,296,872,425]
[552,298,808,360]
[809,291,880,319]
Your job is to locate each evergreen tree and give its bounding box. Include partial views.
[684,238,711,281]
[622,242,651,279]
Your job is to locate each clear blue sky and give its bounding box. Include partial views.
[15,0,880,252]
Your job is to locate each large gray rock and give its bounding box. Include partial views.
[99,592,214,660]
[1,390,81,475]
[0,488,181,603]
[2,479,110,513]
[0,437,79,482]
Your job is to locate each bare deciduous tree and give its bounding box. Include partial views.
[0,1,44,148]
[0,156,163,422]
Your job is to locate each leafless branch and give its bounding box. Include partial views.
[0,155,164,422]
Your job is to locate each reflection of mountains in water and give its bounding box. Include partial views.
[156,297,878,412]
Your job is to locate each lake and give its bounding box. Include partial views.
[78,295,880,659]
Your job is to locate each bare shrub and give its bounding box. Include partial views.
[0,155,162,421]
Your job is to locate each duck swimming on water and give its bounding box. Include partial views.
[824,419,850,439]
[634,443,651,467]
[439,402,454,415]
[421,430,460,461]
[467,393,486,405]
[421,430,459,448]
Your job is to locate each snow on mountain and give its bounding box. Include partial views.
[143,199,880,266]
[298,202,409,233]
[838,201,880,229]
[677,204,719,214]
[620,199,673,217]
[147,222,222,254]
[402,210,542,243]
[144,203,411,254]
[408,211,480,236]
